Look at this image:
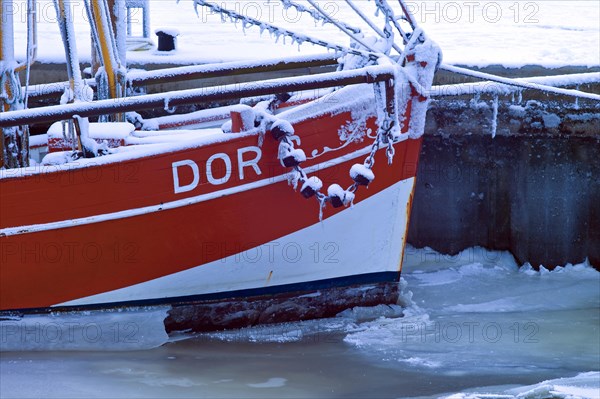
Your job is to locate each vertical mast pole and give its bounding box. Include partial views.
[87,0,126,121]
[54,0,84,100]
[1,0,24,168]
[0,0,15,70]
[111,0,127,68]
[53,0,95,157]
[0,0,13,168]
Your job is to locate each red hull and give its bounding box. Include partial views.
[1,110,422,313]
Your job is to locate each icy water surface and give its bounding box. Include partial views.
[1,246,599,398]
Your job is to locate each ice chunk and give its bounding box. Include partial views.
[0,307,170,351]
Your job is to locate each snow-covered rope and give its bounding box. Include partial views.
[304,0,382,55]
[344,0,403,55]
[278,0,361,35]
[191,0,378,61]
[396,0,418,30]
[440,64,600,101]
[0,68,22,108]
[375,0,410,45]
[430,72,600,97]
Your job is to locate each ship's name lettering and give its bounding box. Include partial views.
[171,146,262,194]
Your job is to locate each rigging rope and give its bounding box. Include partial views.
[304,0,382,55]
[192,0,379,61]
[375,0,411,45]
[440,64,600,101]
[344,0,403,55]
[279,0,362,35]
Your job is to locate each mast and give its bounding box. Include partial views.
[86,0,127,121]
[53,0,95,157]
[1,0,28,169]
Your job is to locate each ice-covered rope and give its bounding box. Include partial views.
[440,64,600,101]
[397,0,417,30]
[192,0,378,61]
[1,66,23,108]
[278,0,361,35]
[304,0,383,55]
[375,0,411,45]
[344,0,403,55]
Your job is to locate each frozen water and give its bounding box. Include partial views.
[0,307,169,352]
[344,246,599,376]
[1,246,597,398]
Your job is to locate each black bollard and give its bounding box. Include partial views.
[155,28,179,52]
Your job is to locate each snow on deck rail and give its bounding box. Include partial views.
[127,53,338,84]
[0,65,395,128]
[24,53,339,99]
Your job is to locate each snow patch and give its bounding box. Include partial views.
[247,378,287,388]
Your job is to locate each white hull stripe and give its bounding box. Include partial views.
[1,146,375,237]
[58,178,414,307]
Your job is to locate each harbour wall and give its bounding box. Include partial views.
[409,103,599,269]
[409,66,599,269]
[24,62,600,268]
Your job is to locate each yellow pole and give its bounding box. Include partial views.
[91,0,118,100]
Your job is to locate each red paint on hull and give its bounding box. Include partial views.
[1,137,421,310]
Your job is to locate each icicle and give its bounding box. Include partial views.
[192,0,371,59]
[491,94,499,139]
[318,195,326,222]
